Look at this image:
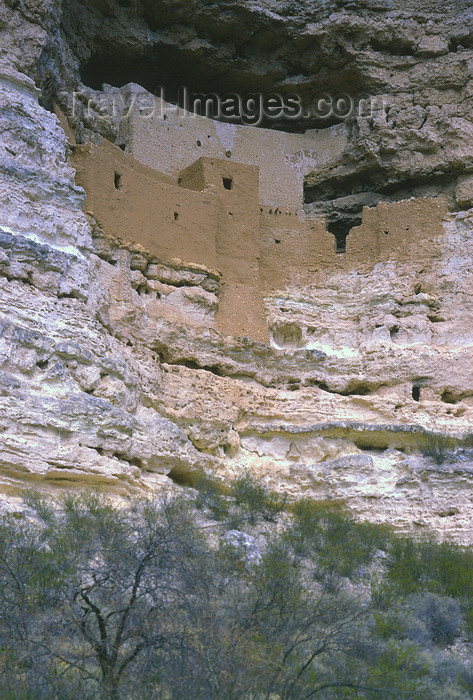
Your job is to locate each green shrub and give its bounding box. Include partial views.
[374,608,431,647]
[409,593,463,646]
[366,640,432,697]
[419,431,456,465]
[371,576,398,610]
[375,597,462,649]
[1,491,472,699]
[230,472,286,525]
[193,472,230,520]
[385,537,473,600]
[385,535,473,639]
[384,537,428,595]
[287,499,390,590]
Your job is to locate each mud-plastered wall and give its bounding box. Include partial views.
[180,156,267,341]
[70,128,452,346]
[259,196,449,293]
[347,198,449,265]
[71,143,268,340]
[124,97,347,210]
[71,140,220,271]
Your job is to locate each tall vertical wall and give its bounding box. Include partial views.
[180,157,267,341]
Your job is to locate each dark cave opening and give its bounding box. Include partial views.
[80,48,351,131]
[167,466,195,486]
[306,171,458,204]
[81,50,195,104]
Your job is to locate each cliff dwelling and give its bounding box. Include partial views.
[2,0,473,550]
[68,92,449,343]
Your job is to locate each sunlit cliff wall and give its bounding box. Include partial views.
[1,1,473,541]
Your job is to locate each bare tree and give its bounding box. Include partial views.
[0,491,210,699]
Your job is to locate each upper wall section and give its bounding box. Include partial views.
[124,97,348,210]
[259,197,450,292]
[347,198,449,265]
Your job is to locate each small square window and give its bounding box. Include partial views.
[222,177,233,190]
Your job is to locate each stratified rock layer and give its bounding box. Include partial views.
[1,3,473,540]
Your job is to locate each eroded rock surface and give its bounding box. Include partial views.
[1,3,473,541]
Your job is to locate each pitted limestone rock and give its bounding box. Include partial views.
[1,4,473,543]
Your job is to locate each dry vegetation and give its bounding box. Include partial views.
[0,475,472,699]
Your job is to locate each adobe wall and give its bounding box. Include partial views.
[70,132,450,344]
[70,139,219,270]
[180,157,267,342]
[70,141,269,341]
[260,208,340,290]
[123,98,348,210]
[258,197,448,296]
[347,197,448,264]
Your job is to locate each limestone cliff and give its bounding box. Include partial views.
[1,1,473,542]
[6,0,473,229]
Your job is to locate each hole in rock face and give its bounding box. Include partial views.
[370,37,415,56]
[315,382,330,392]
[442,390,460,404]
[412,385,421,401]
[272,322,303,349]
[114,172,122,189]
[174,211,179,221]
[287,381,300,391]
[222,177,233,190]
[449,36,473,52]
[167,466,195,486]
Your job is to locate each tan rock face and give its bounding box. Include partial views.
[2,3,473,542]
